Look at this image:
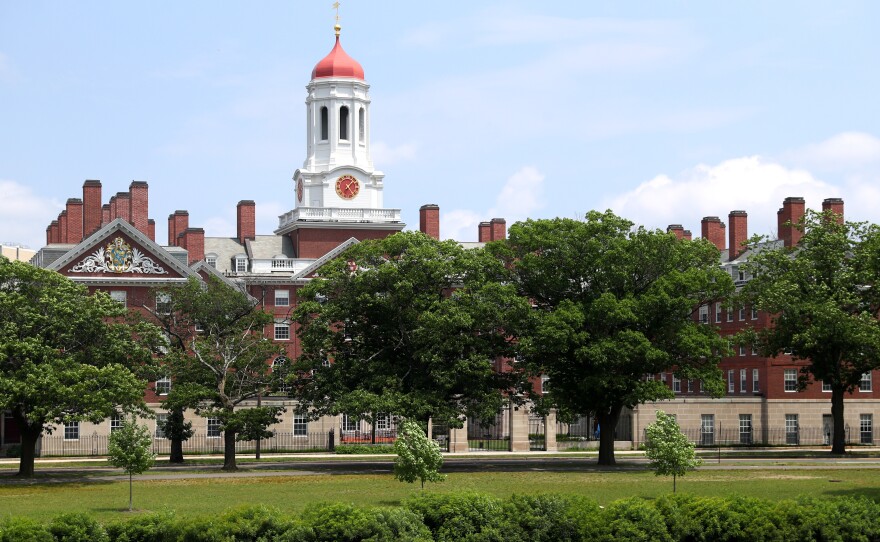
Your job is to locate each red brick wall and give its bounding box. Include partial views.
[65,199,84,245]
[779,197,805,247]
[419,204,440,240]
[701,216,726,251]
[147,219,156,242]
[293,227,399,259]
[490,218,506,241]
[822,198,845,224]
[58,211,68,244]
[728,210,747,260]
[169,211,189,247]
[478,222,491,242]
[667,224,685,239]
[115,192,131,222]
[102,204,111,226]
[182,228,205,264]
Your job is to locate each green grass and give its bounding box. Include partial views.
[1,467,879,522]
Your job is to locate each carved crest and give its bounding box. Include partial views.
[70,236,168,275]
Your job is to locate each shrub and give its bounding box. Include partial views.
[105,510,179,542]
[48,513,109,542]
[655,494,784,542]
[0,517,52,542]
[334,444,394,455]
[280,502,430,542]
[595,497,672,542]
[4,444,21,458]
[500,494,600,542]
[405,492,506,541]
[178,505,292,542]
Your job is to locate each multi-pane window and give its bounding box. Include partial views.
[156,293,171,315]
[110,290,127,306]
[207,417,221,438]
[784,369,798,392]
[155,414,168,439]
[860,372,872,392]
[110,414,123,433]
[64,421,80,440]
[822,380,832,392]
[739,307,746,321]
[293,414,308,436]
[206,255,217,268]
[701,414,715,446]
[728,370,735,393]
[739,345,747,357]
[727,307,734,322]
[739,414,752,444]
[274,323,290,341]
[342,414,359,433]
[715,303,722,323]
[740,369,747,393]
[687,379,693,393]
[753,369,760,393]
[861,414,873,444]
[785,414,799,445]
[672,376,681,393]
[540,375,550,394]
[751,345,758,356]
[699,305,708,324]
[275,289,290,307]
[235,257,248,273]
[156,376,171,396]
[273,357,290,394]
[375,413,392,431]
[659,372,666,382]
[751,307,759,320]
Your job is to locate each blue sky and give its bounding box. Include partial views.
[2,1,878,249]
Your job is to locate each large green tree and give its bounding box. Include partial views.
[739,210,880,454]
[155,275,285,470]
[293,231,532,429]
[0,258,159,476]
[496,211,733,465]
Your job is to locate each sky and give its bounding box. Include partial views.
[1,1,879,249]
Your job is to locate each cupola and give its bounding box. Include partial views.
[311,25,364,80]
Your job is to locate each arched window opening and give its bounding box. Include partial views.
[358,107,365,143]
[339,106,349,140]
[273,356,291,394]
[320,106,329,141]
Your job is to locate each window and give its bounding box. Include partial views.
[738,269,746,282]
[64,421,80,440]
[235,257,248,273]
[699,305,708,324]
[740,369,747,392]
[822,380,832,392]
[752,369,760,393]
[739,345,747,357]
[275,289,290,307]
[701,414,714,446]
[293,414,308,436]
[672,375,681,393]
[273,357,290,394]
[110,414,123,433]
[727,307,734,322]
[155,414,168,439]
[751,307,758,320]
[687,379,693,393]
[155,376,171,396]
[751,345,758,356]
[156,293,171,315]
[207,417,221,438]
[715,303,722,323]
[110,290,127,306]
[206,254,217,268]
[860,372,872,392]
[358,107,365,143]
[339,106,349,140]
[659,372,666,382]
[739,414,752,445]
[320,106,328,140]
[540,375,550,394]
[861,414,873,444]
[785,414,799,445]
[728,370,735,393]
[342,414,359,433]
[375,413,392,432]
[784,369,797,392]
[274,323,290,341]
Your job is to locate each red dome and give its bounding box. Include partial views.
[311,36,364,80]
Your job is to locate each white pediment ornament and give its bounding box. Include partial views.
[70,237,168,275]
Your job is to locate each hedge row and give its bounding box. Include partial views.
[3,492,880,541]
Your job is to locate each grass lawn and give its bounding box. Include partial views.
[1,467,879,523]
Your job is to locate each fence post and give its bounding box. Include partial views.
[328,429,335,452]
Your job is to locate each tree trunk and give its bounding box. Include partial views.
[129,472,133,511]
[16,423,40,477]
[222,428,238,471]
[831,386,847,454]
[168,407,186,463]
[597,405,623,466]
[673,473,677,493]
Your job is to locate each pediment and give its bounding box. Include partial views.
[293,237,360,280]
[48,219,197,282]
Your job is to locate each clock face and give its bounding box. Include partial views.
[296,179,304,203]
[335,175,360,200]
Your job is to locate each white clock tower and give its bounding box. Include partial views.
[277,23,402,246]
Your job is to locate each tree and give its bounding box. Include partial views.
[739,210,880,454]
[0,258,160,477]
[107,417,156,510]
[496,211,733,465]
[155,275,285,470]
[393,420,445,489]
[644,410,700,492]
[293,232,532,429]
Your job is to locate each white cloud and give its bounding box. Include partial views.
[782,132,880,172]
[0,180,62,249]
[603,156,840,239]
[441,166,545,242]
[371,141,417,165]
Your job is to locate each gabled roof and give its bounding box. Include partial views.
[292,237,360,280]
[191,260,258,303]
[47,218,198,284]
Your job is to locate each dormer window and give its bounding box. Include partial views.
[234,255,248,273]
[206,253,218,269]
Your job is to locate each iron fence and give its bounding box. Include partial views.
[529,417,546,451]
[658,426,859,447]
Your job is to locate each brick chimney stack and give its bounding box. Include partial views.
[419,204,440,240]
[236,200,256,244]
[779,196,806,248]
[701,216,726,252]
[728,210,748,261]
[147,219,156,242]
[490,218,507,241]
[478,222,491,242]
[168,211,189,247]
[58,211,68,244]
[115,192,131,222]
[182,228,205,265]
[82,180,102,237]
[683,230,693,240]
[822,198,845,224]
[667,224,685,240]
[129,181,149,235]
[49,220,59,244]
[101,204,111,226]
[65,198,84,245]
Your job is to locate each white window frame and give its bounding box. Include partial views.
[155,413,168,439]
[739,345,747,357]
[235,257,248,273]
[540,374,550,394]
[699,304,708,324]
[110,414,123,433]
[701,414,715,446]
[275,289,290,307]
[728,370,735,393]
[860,372,872,392]
[739,307,746,321]
[274,323,290,341]
[739,414,752,444]
[752,368,760,393]
[293,414,308,437]
[273,356,290,393]
[672,375,681,393]
[785,414,799,445]
[156,376,171,396]
[784,369,797,392]
[715,303,722,323]
[687,379,693,393]
[64,421,80,441]
[155,292,171,315]
[751,307,759,320]
[207,417,221,438]
[342,414,359,433]
[822,380,832,392]
[861,414,873,444]
[205,254,217,268]
[727,307,734,322]
[375,413,392,432]
[740,369,747,393]
[110,290,127,307]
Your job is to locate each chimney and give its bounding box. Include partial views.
[683,230,693,241]
[169,211,189,247]
[490,218,507,241]
[115,192,131,222]
[667,224,685,240]
[182,228,205,265]
[101,204,111,226]
[236,200,256,244]
[49,220,60,244]
[147,219,156,242]
[779,196,805,248]
[129,181,149,234]
[46,224,52,245]
[419,204,440,240]
[701,216,726,252]
[728,210,748,261]
[59,211,68,244]
[478,222,491,242]
[82,180,102,236]
[822,198,845,224]
[66,198,84,244]
[109,195,117,221]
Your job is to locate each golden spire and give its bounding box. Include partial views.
[332,2,341,36]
